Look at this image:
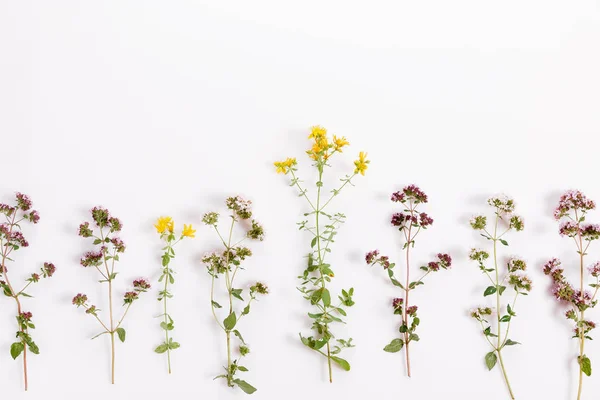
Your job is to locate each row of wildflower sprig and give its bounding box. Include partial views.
[469,195,529,400]
[153,217,196,373]
[543,190,600,400]
[365,185,452,378]
[275,125,368,383]
[73,207,151,384]
[202,196,267,394]
[0,193,56,391]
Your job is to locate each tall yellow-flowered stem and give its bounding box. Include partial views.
[314,166,333,383]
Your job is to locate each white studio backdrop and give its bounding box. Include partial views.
[1,1,600,399]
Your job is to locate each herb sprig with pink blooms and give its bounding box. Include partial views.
[0,193,56,391]
[469,195,530,400]
[73,207,150,384]
[153,217,196,374]
[543,190,600,400]
[274,126,368,383]
[365,185,452,377]
[202,196,267,395]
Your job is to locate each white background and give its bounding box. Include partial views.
[1,1,600,399]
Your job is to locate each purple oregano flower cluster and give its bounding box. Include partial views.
[543,190,600,400]
[73,206,150,384]
[365,185,452,378]
[0,192,56,391]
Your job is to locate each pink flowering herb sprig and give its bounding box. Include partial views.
[469,195,529,400]
[73,207,150,384]
[543,190,600,400]
[202,196,267,395]
[0,193,55,391]
[153,217,196,374]
[275,126,369,383]
[365,185,452,378]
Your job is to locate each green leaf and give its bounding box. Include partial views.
[499,315,511,323]
[483,286,497,296]
[409,333,420,342]
[242,304,250,315]
[116,328,126,342]
[507,304,516,316]
[321,289,331,307]
[233,379,257,394]
[160,321,174,331]
[311,237,318,248]
[19,292,33,298]
[231,289,244,301]
[390,278,404,289]
[383,338,404,353]
[224,312,237,330]
[10,342,24,360]
[310,288,323,305]
[499,239,509,246]
[169,341,180,350]
[238,365,249,372]
[498,286,507,296]
[155,343,168,354]
[485,351,498,370]
[330,356,351,371]
[504,339,520,346]
[234,330,246,344]
[211,300,222,309]
[28,341,39,355]
[580,355,592,377]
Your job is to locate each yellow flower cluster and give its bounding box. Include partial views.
[274,157,297,174]
[155,216,174,234]
[182,224,196,238]
[306,125,350,160]
[354,151,369,176]
[274,125,369,176]
[155,216,196,238]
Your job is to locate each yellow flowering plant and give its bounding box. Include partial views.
[202,196,267,395]
[275,125,369,382]
[153,217,195,374]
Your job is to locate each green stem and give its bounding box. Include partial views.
[493,215,514,399]
[577,228,585,400]
[163,262,172,374]
[224,217,236,387]
[315,168,333,383]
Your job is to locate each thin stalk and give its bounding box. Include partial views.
[1,212,29,390]
[493,215,515,399]
[315,169,333,383]
[223,217,235,387]
[403,201,414,378]
[100,228,116,385]
[163,269,172,374]
[577,229,585,400]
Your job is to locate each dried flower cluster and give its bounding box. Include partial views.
[153,216,195,373]
[469,195,529,400]
[366,185,451,377]
[202,196,267,394]
[543,190,600,400]
[73,207,150,384]
[0,193,55,391]
[275,125,368,382]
